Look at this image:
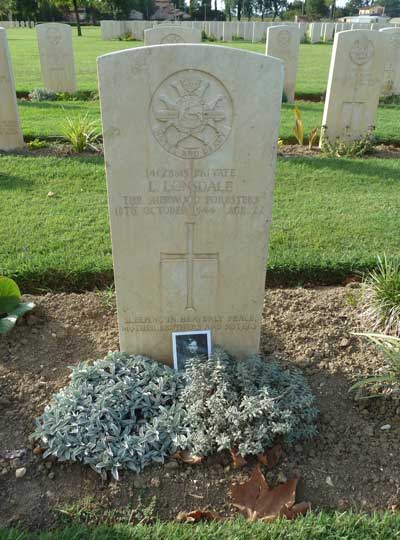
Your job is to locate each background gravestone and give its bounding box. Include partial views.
[321,30,385,144]
[323,22,334,42]
[379,27,400,96]
[144,26,201,45]
[309,22,322,43]
[98,45,283,364]
[0,28,24,150]
[266,25,300,102]
[36,23,76,93]
[222,22,234,42]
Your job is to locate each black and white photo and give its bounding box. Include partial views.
[172,330,212,371]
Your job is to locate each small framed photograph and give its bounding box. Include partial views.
[172,330,212,371]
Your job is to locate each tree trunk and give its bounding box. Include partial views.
[73,0,82,36]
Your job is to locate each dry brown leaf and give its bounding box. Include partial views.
[231,465,310,522]
[281,501,311,520]
[230,448,248,469]
[176,509,223,523]
[256,444,283,468]
[170,450,204,465]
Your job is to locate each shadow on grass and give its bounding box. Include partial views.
[286,156,400,182]
[0,171,33,189]
[18,101,97,112]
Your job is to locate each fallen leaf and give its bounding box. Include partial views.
[231,465,310,522]
[256,444,283,468]
[230,448,247,469]
[176,509,223,523]
[281,501,311,520]
[171,450,203,465]
[342,275,361,286]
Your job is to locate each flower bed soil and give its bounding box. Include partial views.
[1,287,399,530]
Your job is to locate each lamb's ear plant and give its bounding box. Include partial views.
[32,350,318,479]
[349,333,400,400]
[0,277,35,333]
[320,127,376,157]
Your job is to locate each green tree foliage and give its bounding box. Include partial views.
[224,0,234,19]
[281,0,303,19]
[243,0,254,19]
[189,0,198,17]
[378,0,400,16]
[305,0,329,19]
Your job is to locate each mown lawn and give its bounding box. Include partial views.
[7,27,331,95]
[0,153,399,291]
[2,512,400,540]
[18,99,400,145]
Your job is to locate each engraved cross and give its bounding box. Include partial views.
[160,222,218,311]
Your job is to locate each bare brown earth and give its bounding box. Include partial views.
[1,287,399,530]
[279,144,400,159]
[3,142,400,160]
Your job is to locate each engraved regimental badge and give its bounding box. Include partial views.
[150,69,233,159]
[349,37,374,65]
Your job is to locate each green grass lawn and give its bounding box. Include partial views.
[1,153,399,291]
[2,512,400,540]
[18,99,400,145]
[7,27,331,95]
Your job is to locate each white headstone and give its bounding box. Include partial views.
[298,22,308,42]
[252,22,264,42]
[266,25,300,102]
[321,30,385,144]
[144,25,201,45]
[98,44,283,364]
[379,27,400,96]
[309,22,322,43]
[36,23,76,93]
[222,22,234,42]
[244,22,253,41]
[236,21,245,38]
[323,22,334,41]
[0,28,23,151]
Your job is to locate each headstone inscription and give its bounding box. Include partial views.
[0,28,24,150]
[266,25,300,102]
[144,25,201,45]
[321,30,385,145]
[36,23,76,93]
[98,45,283,364]
[379,27,400,96]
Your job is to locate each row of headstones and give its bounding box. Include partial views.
[142,23,400,102]
[309,21,399,43]
[101,19,400,43]
[1,23,399,148]
[0,20,35,28]
[101,19,308,43]
[0,23,76,151]
[1,22,399,152]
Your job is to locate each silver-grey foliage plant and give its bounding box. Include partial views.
[179,349,318,457]
[33,350,318,479]
[32,353,188,480]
